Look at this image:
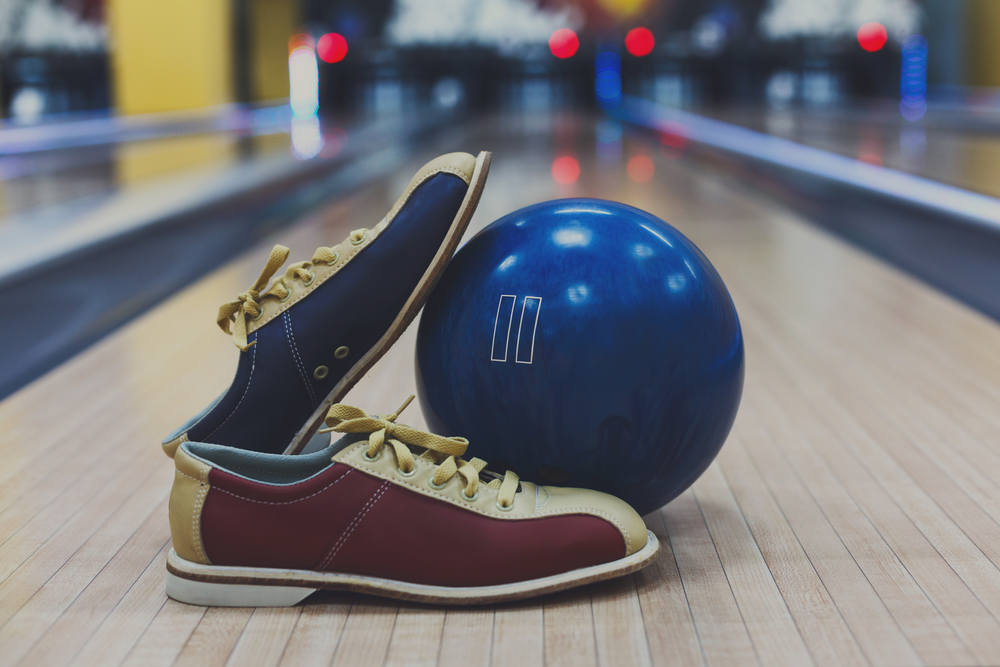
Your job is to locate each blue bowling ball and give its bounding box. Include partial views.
[416,199,744,515]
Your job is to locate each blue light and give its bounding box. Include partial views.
[900,35,928,122]
[595,51,622,110]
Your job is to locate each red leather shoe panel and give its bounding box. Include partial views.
[325,475,626,586]
[201,465,625,585]
[201,464,381,569]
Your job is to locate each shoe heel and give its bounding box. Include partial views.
[166,572,315,607]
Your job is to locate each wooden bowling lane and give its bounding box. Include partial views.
[3,113,1000,666]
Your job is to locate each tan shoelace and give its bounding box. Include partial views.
[217,229,368,351]
[320,396,521,509]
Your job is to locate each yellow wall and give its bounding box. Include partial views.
[248,0,297,101]
[966,0,1000,87]
[107,0,234,114]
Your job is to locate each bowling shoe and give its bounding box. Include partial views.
[164,397,660,606]
[162,151,491,459]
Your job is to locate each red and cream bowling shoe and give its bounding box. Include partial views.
[166,397,659,606]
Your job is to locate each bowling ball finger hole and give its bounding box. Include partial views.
[537,466,570,484]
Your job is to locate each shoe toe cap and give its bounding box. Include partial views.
[535,484,649,557]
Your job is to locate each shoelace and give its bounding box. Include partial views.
[320,396,522,509]
[217,229,369,350]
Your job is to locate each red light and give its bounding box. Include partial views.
[625,28,655,57]
[627,155,655,183]
[659,129,686,149]
[857,23,887,52]
[552,156,580,184]
[317,33,348,63]
[549,29,579,59]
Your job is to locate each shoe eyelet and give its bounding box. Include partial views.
[398,466,416,478]
[496,500,514,512]
[462,489,479,502]
[350,232,367,246]
[279,288,292,303]
[429,479,447,490]
[334,346,350,359]
[313,365,329,380]
[251,309,265,322]
[324,252,340,266]
[301,271,316,287]
[362,450,381,462]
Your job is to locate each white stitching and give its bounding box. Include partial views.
[537,486,551,512]
[318,482,389,569]
[284,312,317,407]
[177,467,210,562]
[205,340,257,440]
[189,468,352,505]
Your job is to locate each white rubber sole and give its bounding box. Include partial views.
[165,529,660,607]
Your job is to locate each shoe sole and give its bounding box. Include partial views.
[165,529,659,607]
[283,151,492,456]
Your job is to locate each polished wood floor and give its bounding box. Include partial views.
[3,116,1000,666]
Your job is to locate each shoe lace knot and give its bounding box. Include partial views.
[320,396,521,509]
[216,228,370,351]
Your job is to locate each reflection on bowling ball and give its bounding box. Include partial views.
[416,198,744,515]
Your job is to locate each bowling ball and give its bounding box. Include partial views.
[415,199,744,515]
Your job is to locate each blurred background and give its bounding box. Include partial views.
[1,0,999,398]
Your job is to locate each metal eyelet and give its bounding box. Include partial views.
[362,450,381,462]
[324,252,340,266]
[334,346,350,359]
[313,366,329,380]
[429,479,447,490]
[398,466,416,478]
[496,500,514,512]
[251,309,265,321]
[279,288,292,303]
[462,489,479,502]
[301,271,316,286]
[350,232,367,246]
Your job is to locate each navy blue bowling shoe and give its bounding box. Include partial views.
[163,151,491,457]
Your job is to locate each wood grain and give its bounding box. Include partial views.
[2,116,1000,666]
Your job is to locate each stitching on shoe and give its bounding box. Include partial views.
[179,468,352,505]
[318,481,390,570]
[204,339,257,440]
[186,467,209,562]
[344,445,631,552]
[283,312,317,407]
[536,486,551,512]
